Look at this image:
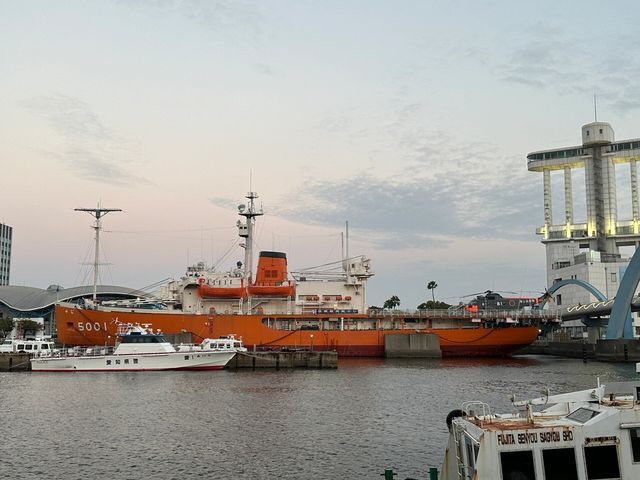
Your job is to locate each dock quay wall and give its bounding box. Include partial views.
[229,351,337,369]
[520,339,640,362]
[1,351,337,371]
[0,353,31,371]
[384,333,442,358]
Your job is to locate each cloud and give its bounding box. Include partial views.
[119,0,267,46]
[21,94,150,186]
[491,25,640,114]
[272,144,540,250]
[307,97,541,250]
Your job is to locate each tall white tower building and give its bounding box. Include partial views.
[527,122,640,313]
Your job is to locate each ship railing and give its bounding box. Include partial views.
[38,346,117,358]
[367,308,563,321]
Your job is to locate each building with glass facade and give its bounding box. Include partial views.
[0,223,12,285]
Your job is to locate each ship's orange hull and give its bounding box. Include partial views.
[54,304,539,357]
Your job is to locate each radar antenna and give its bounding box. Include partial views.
[237,191,263,284]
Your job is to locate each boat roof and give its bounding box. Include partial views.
[0,285,143,311]
[462,381,640,432]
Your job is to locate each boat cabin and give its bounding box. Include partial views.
[199,336,247,352]
[113,324,175,354]
[0,338,55,354]
[441,381,640,480]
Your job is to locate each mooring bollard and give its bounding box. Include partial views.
[428,466,439,480]
[380,468,396,479]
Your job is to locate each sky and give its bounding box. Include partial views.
[2,0,640,308]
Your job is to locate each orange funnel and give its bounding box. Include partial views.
[254,251,289,284]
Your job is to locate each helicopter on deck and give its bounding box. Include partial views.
[462,290,544,312]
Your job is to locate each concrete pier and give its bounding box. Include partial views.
[228,351,337,369]
[0,353,31,371]
[384,333,442,358]
[520,339,640,362]
[1,351,337,371]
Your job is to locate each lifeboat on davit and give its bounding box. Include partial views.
[248,251,296,297]
[197,278,248,299]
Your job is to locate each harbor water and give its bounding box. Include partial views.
[0,356,637,479]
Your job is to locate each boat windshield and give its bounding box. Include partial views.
[121,335,167,343]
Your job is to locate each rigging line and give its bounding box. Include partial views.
[213,238,241,270]
[122,278,175,298]
[295,256,359,272]
[103,232,234,242]
[73,240,94,288]
[105,226,235,234]
[271,233,340,239]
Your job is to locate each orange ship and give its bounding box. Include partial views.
[54,191,543,357]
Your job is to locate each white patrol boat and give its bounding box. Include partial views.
[30,324,238,372]
[177,335,248,353]
[0,338,55,355]
[441,378,640,480]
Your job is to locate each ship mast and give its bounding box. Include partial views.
[75,205,122,301]
[237,191,263,285]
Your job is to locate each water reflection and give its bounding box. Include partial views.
[1,356,637,480]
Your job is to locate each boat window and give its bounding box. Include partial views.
[630,428,640,463]
[17,344,24,350]
[25,345,33,350]
[584,445,620,479]
[184,355,190,360]
[2,340,11,345]
[463,434,477,475]
[500,451,535,480]
[41,344,49,350]
[566,407,601,424]
[542,448,578,480]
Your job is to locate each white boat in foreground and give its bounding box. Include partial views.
[30,324,239,372]
[441,378,640,480]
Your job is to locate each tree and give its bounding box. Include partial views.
[427,281,438,303]
[17,319,42,337]
[0,316,14,337]
[383,295,400,309]
[417,300,452,310]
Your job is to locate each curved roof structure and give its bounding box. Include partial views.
[0,285,143,312]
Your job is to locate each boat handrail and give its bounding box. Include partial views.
[31,346,117,358]
[461,401,491,420]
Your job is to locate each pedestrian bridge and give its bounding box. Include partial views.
[549,253,640,339]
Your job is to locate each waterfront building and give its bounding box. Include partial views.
[0,285,142,337]
[0,223,11,286]
[527,122,640,338]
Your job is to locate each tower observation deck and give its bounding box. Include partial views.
[528,122,640,252]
